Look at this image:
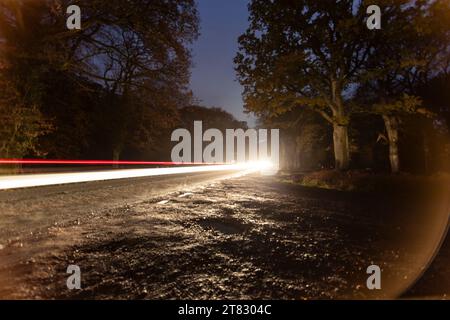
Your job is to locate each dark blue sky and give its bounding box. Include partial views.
[190,0,255,126]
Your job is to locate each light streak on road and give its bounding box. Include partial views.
[0,162,273,191]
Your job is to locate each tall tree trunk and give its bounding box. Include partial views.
[333,124,350,171]
[294,136,302,170]
[330,80,350,171]
[383,115,400,173]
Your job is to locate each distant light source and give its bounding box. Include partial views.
[251,160,273,170]
[249,160,277,176]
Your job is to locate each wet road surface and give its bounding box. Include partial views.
[0,173,448,299]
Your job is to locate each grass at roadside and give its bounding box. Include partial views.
[278,170,450,194]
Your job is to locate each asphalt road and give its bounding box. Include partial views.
[0,171,448,299]
[0,169,244,242]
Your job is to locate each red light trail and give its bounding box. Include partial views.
[0,159,222,166]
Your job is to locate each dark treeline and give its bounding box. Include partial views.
[236,0,450,173]
[1,1,450,174]
[0,0,242,163]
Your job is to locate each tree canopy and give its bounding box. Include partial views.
[0,0,199,160]
[235,0,450,171]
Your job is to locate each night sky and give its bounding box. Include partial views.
[190,0,256,126]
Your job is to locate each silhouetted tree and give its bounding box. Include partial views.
[235,0,376,170]
[0,0,199,161]
[57,0,199,160]
[0,1,55,159]
[356,0,450,173]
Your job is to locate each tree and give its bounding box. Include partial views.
[56,0,199,160]
[235,0,375,170]
[0,72,53,159]
[375,95,425,173]
[0,0,55,160]
[179,105,246,131]
[258,109,331,171]
[0,0,199,161]
[356,0,450,173]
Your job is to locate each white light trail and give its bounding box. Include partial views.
[0,162,274,191]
